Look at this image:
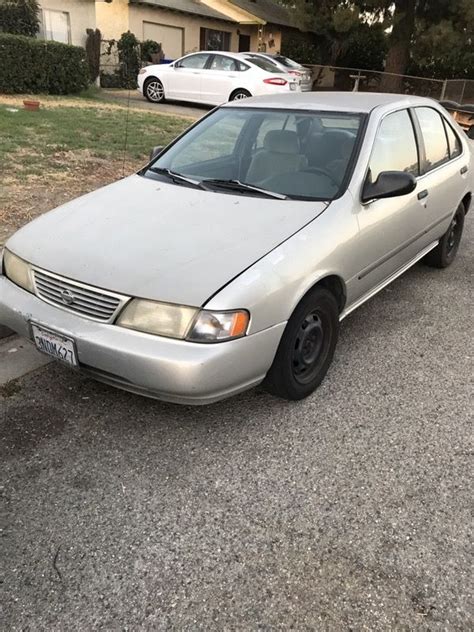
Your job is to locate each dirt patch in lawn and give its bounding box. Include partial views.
[0,154,140,245]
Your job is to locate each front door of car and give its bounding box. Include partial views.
[166,53,210,102]
[199,55,241,104]
[353,109,427,298]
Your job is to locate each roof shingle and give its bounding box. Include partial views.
[130,0,236,22]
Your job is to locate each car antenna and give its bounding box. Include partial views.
[121,79,132,178]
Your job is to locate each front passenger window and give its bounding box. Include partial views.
[369,109,419,182]
[178,54,209,69]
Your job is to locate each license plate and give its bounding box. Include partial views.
[290,83,297,91]
[31,323,78,367]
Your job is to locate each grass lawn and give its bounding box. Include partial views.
[0,93,192,245]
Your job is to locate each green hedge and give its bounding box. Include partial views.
[0,33,90,94]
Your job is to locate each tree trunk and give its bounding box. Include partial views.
[380,0,416,93]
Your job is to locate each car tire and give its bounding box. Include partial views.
[263,287,339,400]
[144,78,165,103]
[424,203,465,268]
[229,89,251,101]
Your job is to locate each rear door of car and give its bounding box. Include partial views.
[353,108,428,297]
[199,55,244,104]
[166,53,211,102]
[411,106,468,242]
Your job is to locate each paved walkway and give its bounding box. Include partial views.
[102,89,211,120]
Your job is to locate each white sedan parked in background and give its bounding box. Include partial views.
[240,52,312,91]
[138,51,300,106]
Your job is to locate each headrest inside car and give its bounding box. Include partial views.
[264,130,300,154]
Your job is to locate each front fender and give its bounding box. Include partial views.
[204,195,357,335]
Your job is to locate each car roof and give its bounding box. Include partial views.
[184,50,244,60]
[222,91,439,113]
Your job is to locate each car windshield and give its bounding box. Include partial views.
[144,107,363,201]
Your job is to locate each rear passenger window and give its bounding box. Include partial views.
[369,109,419,182]
[443,120,462,158]
[210,56,238,71]
[415,107,450,171]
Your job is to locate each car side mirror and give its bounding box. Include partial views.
[149,145,164,161]
[467,125,474,140]
[362,170,417,203]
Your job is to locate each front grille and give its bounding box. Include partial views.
[33,268,128,322]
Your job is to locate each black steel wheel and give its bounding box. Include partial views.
[424,203,465,268]
[263,287,339,400]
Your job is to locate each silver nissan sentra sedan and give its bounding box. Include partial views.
[0,93,472,404]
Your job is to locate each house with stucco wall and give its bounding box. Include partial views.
[36,0,302,61]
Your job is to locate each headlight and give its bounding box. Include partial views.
[117,299,198,339]
[187,310,249,342]
[138,68,147,75]
[3,249,35,293]
[117,299,249,342]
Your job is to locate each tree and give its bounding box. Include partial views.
[284,0,362,65]
[337,22,387,71]
[85,28,101,84]
[0,0,39,36]
[281,0,473,89]
[410,0,474,79]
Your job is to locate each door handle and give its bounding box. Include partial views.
[460,165,468,174]
[417,189,429,200]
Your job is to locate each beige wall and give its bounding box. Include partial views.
[95,2,276,58]
[38,0,95,47]
[129,6,241,55]
[95,0,129,41]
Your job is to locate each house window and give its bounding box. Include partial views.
[42,9,71,44]
[200,28,231,51]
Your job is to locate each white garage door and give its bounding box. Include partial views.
[143,22,184,60]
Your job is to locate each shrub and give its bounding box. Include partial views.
[141,39,163,64]
[85,27,101,82]
[117,31,140,88]
[0,0,39,37]
[0,33,90,93]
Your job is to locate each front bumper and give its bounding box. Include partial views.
[0,277,285,405]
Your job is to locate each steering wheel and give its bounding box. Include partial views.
[303,167,340,189]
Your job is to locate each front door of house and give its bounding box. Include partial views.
[238,34,250,52]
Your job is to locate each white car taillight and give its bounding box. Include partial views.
[288,70,302,76]
[263,77,288,86]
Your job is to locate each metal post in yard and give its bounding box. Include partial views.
[440,79,447,100]
[350,71,365,92]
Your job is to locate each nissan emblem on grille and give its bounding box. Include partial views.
[32,268,127,322]
[60,289,75,305]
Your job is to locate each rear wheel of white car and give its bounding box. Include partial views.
[424,203,465,268]
[263,287,339,400]
[144,78,165,103]
[229,89,251,101]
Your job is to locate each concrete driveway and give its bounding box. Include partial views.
[1,219,473,629]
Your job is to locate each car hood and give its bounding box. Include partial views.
[6,175,327,306]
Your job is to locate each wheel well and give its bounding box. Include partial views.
[229,88,250,100]
[309,275,347,314]
[461,192,471,214]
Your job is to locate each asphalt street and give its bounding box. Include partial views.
[1,219,473,629]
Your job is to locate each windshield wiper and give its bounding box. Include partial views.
[202,179,288,200]
[148,167,205,190]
